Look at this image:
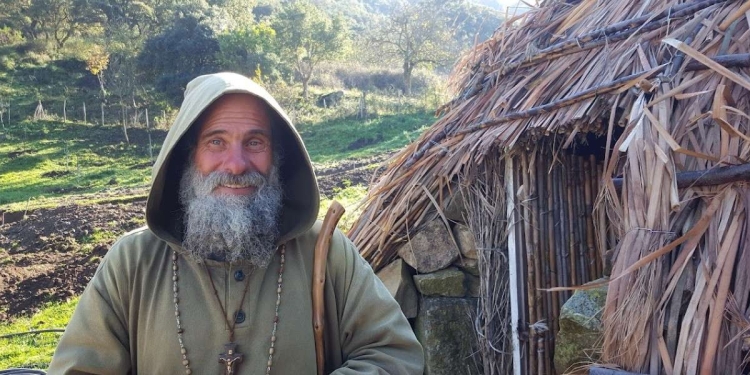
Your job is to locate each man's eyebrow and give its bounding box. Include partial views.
[199,128,270,139]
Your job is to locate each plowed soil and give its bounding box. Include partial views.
[0,156,387,322]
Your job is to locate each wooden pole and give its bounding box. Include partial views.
[612,163,750,190]
[575,156,588,283]
[83,102,87,124]
[101,102,104,126]
[566,155,578,287]
[146,108,153,162]
[63,98,67,122]
[505,156,523,375]
[521,153,537,375]
[583,158,598,279]
[546,155,561,316]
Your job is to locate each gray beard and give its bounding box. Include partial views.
[178,163,283,267]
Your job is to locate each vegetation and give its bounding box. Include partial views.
[0,298,78,369]
[0,0,505,368]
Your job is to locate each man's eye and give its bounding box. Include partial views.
[209,139,222,146]
[246,139,267,152]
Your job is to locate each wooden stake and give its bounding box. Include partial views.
[146,108,153,163]
[83,102,87,124]
[521,153,537,375]
[505,156,523,375]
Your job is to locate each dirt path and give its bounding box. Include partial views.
[0,156,389,321]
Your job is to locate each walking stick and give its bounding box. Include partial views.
[313,201,345,375]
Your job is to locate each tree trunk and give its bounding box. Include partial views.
[403,62,414,96]
[302,77,310,99]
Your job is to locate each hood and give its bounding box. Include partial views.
[145,72,320,247]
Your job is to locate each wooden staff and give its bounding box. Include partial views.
[313,201,345,375]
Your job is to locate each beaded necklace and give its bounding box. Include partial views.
[172,245,286,375]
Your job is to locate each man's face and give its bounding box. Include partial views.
[193,94,273,196]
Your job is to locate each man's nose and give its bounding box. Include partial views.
[223,144,249,175]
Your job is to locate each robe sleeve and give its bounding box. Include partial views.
[47,240,133,375]
[327,230,424,374]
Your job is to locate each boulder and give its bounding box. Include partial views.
[316,90,344,107]
[416,297,480,375]
[554,278,608,374]
[398,219,459,273]
[376,258,419,318]
[452,224,478,259]
[454,257,479,276]
[413,267,465,297]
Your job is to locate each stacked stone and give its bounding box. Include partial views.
[376,192,481,375]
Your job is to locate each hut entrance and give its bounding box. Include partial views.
[486,134,611,375]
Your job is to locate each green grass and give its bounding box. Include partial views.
[301,111,433,164]
[319,182,369,232]
[0,298,78,369]
[0,119,163,207]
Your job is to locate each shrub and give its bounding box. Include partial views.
[0,26,23,46]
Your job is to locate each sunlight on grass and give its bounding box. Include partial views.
[319,183,369,232]
[0,298,78,369]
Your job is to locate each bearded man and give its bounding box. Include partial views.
[48,73,424,374]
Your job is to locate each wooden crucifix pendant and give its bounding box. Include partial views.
[218,342,243,375]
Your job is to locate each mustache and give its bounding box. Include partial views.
[205,171,268,190]
[191,170,269,198]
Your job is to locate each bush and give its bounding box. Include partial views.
[0,26,24,46]
[312,62,436,94]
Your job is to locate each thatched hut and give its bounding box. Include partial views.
[348,0,750,374]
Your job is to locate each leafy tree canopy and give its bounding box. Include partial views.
[273,0,349,98]
[137,15,221,105]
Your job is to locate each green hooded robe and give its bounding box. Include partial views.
[48,72,424,374]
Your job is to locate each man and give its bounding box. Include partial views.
[48,73,424,374]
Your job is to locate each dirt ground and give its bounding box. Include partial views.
[0,155,388,322]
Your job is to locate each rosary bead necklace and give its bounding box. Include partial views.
[172,245,286,375]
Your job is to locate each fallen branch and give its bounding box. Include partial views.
[0,328,66,339]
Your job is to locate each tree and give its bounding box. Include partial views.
[137,15,221,105]
[0,0,104,49]
[217,21,282,81]
[368,0,460,95]
[273,1,348,98]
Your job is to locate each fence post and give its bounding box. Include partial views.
[101,102,104,126]
[63,98,67,122]
[83,102,87,124]
[146,108,153,163]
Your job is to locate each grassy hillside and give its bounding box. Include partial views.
[0,90,435,209]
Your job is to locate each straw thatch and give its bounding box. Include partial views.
[349,0,750,373]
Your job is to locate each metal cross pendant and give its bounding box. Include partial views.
[218,342,243,375]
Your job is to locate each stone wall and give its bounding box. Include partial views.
[376,194,482,374]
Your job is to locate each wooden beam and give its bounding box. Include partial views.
[613,163,750,191]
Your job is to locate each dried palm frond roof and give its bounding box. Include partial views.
[349,0,750,270]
